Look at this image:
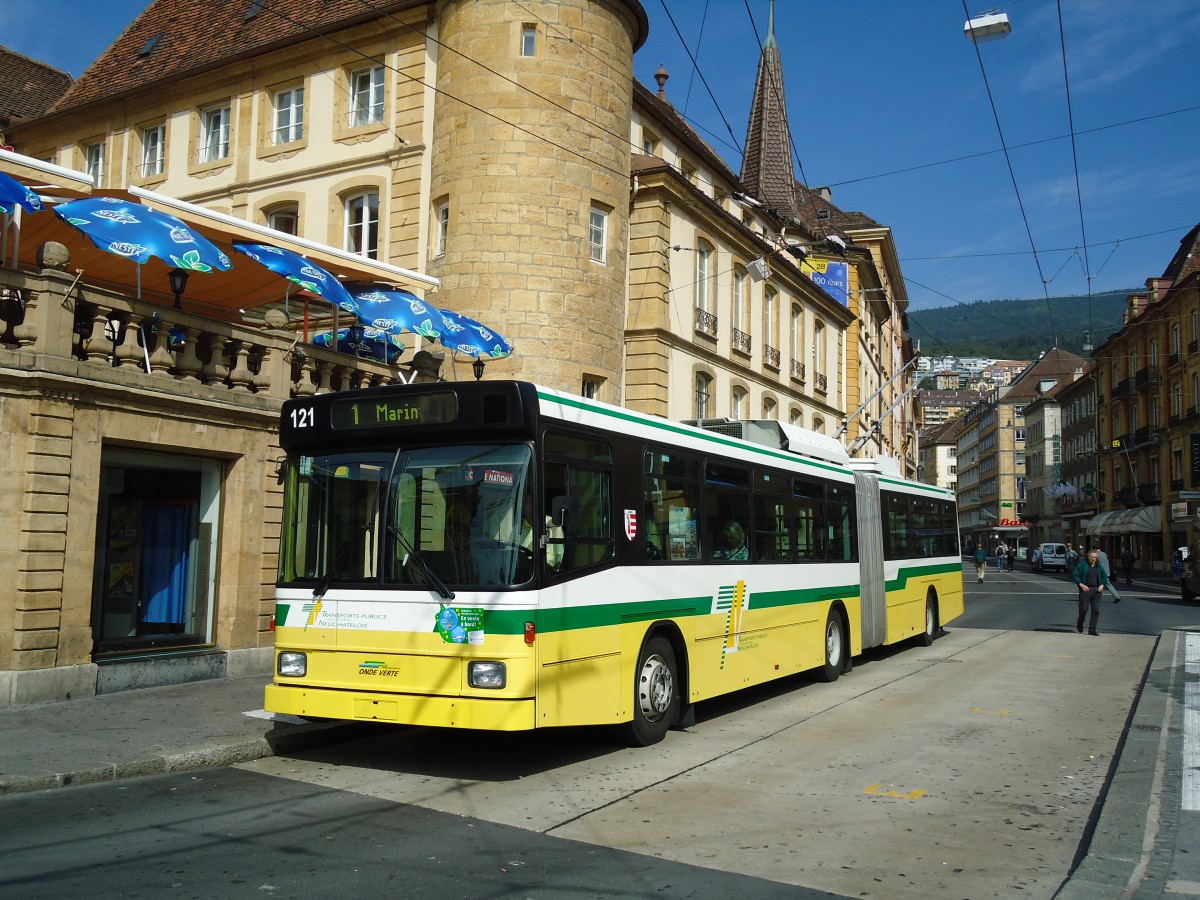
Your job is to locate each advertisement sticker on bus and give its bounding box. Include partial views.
[435,606,486,644]
[624,509,638,541]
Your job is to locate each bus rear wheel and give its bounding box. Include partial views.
[622,636,679,747]
[817,609,845,683]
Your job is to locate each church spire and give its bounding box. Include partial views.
[739,0,798,217]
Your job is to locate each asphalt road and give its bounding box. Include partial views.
[3,566,1195,900]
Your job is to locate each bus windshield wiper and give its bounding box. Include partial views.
[390,522,455,601]
[382,449,455,601]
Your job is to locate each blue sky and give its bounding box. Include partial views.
[6,0,1199,314]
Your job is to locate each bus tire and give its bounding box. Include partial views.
[817,608,846,683]
[622,636,679,747]
[918,592,939,646]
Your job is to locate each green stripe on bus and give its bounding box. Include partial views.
[275,603,289,627]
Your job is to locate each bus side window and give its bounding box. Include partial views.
[544,432,614,574]
[644,449,701,562]
[794,477,825,562]
[705,463,751,561]
[827,484,856,562]
[754,469,791,561]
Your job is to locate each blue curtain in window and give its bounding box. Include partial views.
[140,502,194,625]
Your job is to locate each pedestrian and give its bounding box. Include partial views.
[1067,545,1079,569]
[1006,545,1016,575]
[973,545,987,583]
[1120,546,1135,586]
[996,542,1007,573]
[1095,548,1121,603]
[1073,548,1111,635]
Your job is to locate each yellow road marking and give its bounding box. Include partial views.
[864,783,928,799]
[970,707,1010,715]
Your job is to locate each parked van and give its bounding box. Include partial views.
[1034,542,1068,573]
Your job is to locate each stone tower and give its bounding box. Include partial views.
[429,0,647,398]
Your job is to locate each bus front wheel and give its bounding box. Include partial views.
[817,609,845,683]
[622,636,679,747]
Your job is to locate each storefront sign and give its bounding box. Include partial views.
[1171,502,1190,521]
[1192,433,1200,488]
[999,518,1028,527]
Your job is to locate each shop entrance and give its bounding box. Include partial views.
[91,450,221,656]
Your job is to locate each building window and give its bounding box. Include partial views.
[85,141,105,187]
[141,124,165,177]
[642,128,659,156]
[344,191,379,259]
[521,24,537,57]
[763,397,776,420]
[273,87,304,144]
[588,206,608,264]
[788,409,801,427]
[349,65,385,126]
[435,201,449,258]
[790,305,801,362]
[813,319,826,373]
[732,267,746,329]
[695,241,713,313]
[732,388,745,419]
[581,377,601,400]
[694,372,712,420]
[199,105,231,163]
[267,205,299,236]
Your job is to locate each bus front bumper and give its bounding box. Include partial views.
[265,683,536,731]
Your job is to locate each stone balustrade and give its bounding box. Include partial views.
[0,247,442,401]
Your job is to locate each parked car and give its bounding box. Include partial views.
[1036,542,1068,573]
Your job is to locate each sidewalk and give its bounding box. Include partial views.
[0,674,363,795]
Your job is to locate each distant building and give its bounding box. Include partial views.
[919,418,965,492]
[917,388,982,428]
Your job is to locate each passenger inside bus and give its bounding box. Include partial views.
[713,521,749,561]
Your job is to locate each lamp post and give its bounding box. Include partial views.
[472,357,485,380]
[168,268,190,310]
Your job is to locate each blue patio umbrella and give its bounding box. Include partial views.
[311,326,403,364]
[351,288,444,339]
[437,308,512,359]
[52,196,232,274]
[0,171,44,215]
[232,241,356,314]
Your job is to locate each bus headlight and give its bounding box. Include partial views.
[468,661,506,689]
[277,651,307,677]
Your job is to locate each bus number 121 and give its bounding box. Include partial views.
[290,407,316,429]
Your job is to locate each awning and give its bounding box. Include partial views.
[1118,505,1162,534]
[1086,507,1162,535]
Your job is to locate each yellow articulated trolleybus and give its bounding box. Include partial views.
[266,381,963,745]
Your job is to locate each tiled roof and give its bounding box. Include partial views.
[792,183,879,233]
[0,45,71,124]
[1001,348,1086,402]
[1160,222,1200,283]
[739,35,798,217]
[48,0,648,118]
[45,0,427,116]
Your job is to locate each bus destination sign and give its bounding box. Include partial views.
[330,392,458,429]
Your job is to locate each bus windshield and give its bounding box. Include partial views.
[278,443,535,591]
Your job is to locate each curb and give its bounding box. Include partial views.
[0,720,370,797]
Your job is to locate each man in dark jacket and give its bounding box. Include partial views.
[1073,549,1110,635]
[1120,546,1135,586]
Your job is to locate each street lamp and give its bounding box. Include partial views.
[472,357,486,380]
[168,268,190,310]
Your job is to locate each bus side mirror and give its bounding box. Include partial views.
[551,495,578,535]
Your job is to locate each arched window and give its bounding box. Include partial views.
[813,320,826,373]
[790,305,801,360]
[695,240,714,313]
[732,267,747,330]
[762,397,777,420]
[813,416,825,433]
[763,287,777,348]
[788,408,801,427]
[694,372,712,420]
[266,203,299,236]
[732,387,746,419]
[344,191,379,259]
